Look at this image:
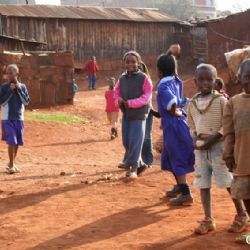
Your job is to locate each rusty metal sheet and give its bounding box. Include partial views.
[0,4,182,23]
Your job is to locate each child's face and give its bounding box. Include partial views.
[7,69,18,83]
[240,64,250,94]
[195,68,216,95]
[125,55,138,73]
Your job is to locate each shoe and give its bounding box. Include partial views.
[126,170,138,179]
[137,163,148,176]
[114,128,118,138]
[166,185,181,198]
[235,232,250,244]
[6,166,16,174]
[169,194,193,206]
[118,163,130,170]
[229,214,249,233]
[111,128,116,140]
[195,218,216,235]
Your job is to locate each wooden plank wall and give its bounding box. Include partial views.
[0,16,177,68]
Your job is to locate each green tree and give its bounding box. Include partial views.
[155,0,197,20]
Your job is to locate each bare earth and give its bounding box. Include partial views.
[0,86,249,250]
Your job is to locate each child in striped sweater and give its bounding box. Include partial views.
[188,64,248,235]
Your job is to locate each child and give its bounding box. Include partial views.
[114,51,152,178]
[157,53,195,206]
[105,77,119,140]
[72,79,78,102]
[83,56,99,90]
[223,59,250,244]
[137,62,154,176]
[188,64,248,235]
[214,77,230,99]
[0,64,30,174]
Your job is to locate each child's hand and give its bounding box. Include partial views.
[123,100,129,109]
[175,108,182,117]
[225,157,236,172]
[10,83,16,91]
[199,133,222,150]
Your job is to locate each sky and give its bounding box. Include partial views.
[35,0,250,12]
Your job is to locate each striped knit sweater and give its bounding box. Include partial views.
[187,91,227,136]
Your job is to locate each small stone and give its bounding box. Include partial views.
[60,171,66,176]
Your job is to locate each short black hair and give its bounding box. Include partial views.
[157,52,176,77]
[239,59,250,76]
[123,51,142,63]
[195,63,217,78]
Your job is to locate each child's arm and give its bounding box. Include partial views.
[150,108,161,118]
[223,99,236,172]
[0,84,13,105]
[17,84,30,106]
[126,77,152,109]
[114,81,125,108]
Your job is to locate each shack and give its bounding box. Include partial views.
[192,9,250,69]
[0,4,192,70]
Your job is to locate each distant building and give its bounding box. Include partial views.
[194,0,217,19]
[0,0,35,4]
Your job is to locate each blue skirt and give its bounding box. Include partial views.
[161,116,195,176]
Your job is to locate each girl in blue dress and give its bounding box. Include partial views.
[157,53,195,206]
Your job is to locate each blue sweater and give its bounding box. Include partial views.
[0,82,30,121]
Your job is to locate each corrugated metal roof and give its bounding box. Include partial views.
[0,4,182,23]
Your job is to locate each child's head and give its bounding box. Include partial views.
[195,64,217,96]
[91,56,96,61]
[108,77,116,90]
[6,64,19,82]
[214,77,224,92]
[239,59,250,94]
[157,52,177,79]
[123,51,141,73]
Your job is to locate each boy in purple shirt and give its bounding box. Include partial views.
[0,64,30,174]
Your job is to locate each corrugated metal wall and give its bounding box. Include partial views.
[206,10,250,69]
[0,16,177,68]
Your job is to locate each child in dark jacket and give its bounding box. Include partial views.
[115,51,152,178]
[0,64,30,174]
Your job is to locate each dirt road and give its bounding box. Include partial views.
[0,87,248,250]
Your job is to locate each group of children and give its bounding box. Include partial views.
[106,49,250,243]
[0,50,249,244]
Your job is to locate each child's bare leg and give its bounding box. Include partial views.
[14,145,19,161]
[8,145,15,167]
[201,188,212,218]
[227,188,246,216]
[176,174,186,184]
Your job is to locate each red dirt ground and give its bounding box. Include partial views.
[0,82,249,250]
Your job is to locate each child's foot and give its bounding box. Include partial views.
[169,194,193,206]
[228,214,249,233]
[6,165,16,174]
[114,128,118,138]
[137,163,148,176]
[126,167,138,179]
[111,128,116,140]
[195,218,216,235]
[166,185,181,198]
[235,232,250,244]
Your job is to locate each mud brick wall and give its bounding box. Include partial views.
[0,51,74,107]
